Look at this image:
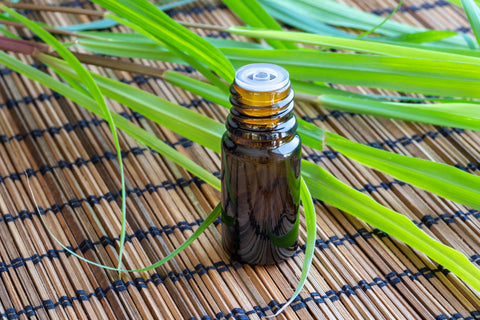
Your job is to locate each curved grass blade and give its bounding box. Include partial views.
[301,160,480,292]
[130,203,222,272]
[58,0,197,32]
[460,0,480,45]
[267,177,316,317]
[357,0,405,39]
[325,132,480,210]
[27,169,221,272]
[319,95,480,132]
[0,5,128,272]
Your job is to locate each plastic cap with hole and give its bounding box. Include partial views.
[234,63,290,92]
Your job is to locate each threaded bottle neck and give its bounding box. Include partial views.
[226,82,297,146]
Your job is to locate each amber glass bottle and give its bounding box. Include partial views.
[221,63,301,265]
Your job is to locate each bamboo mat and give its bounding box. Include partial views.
[0,0,479,319]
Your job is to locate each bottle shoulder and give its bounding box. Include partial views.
[222,133,301,159]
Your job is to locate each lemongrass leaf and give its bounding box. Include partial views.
[221,0,296,49]
[301,160,480,293]
[222,47,480,98]
[381,30,459,44]
[268,178,316,317]
[256,0,351,37]
[325,132,480,210]
[163,70,230,107]
[130,203,222,272]
[319,95,480,132]
[460,0,480,45]
[226,28,480,64]
[357,0,405,39]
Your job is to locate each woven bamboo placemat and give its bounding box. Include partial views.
[0,0,479,319]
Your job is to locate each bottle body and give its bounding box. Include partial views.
[221,63,301,265]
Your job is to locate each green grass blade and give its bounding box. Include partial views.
[163,71,230,107]
[223,48,480,98]
[73,38,182,63]
[461,0,480,45]
[221,0,296,49]
[325,132,480,210]
[227,28,480,64]
[381,30,459,44]
[301,160,480,293]
[257,0,352,37]
[0,5,129,272]
[268,177,316,317]
[291,80,376,100]
[130,203,222,272]
[319,95,480,132]
[357,0,405,39]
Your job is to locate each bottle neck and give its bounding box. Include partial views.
[226,83,297,146]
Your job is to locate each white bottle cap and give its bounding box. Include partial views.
[234,63,290,92]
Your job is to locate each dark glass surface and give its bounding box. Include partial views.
[221,111,301,265]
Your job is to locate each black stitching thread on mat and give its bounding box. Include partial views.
[1,205,478,273]
[0,173,406,224]
[0,62,195,78]
[0,256,478,320]
[0,257,475,319]
[4,153,478,229]
[0,89,207,111]
[371,0,450,15]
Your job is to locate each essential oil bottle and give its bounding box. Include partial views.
[221,63,301,265]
